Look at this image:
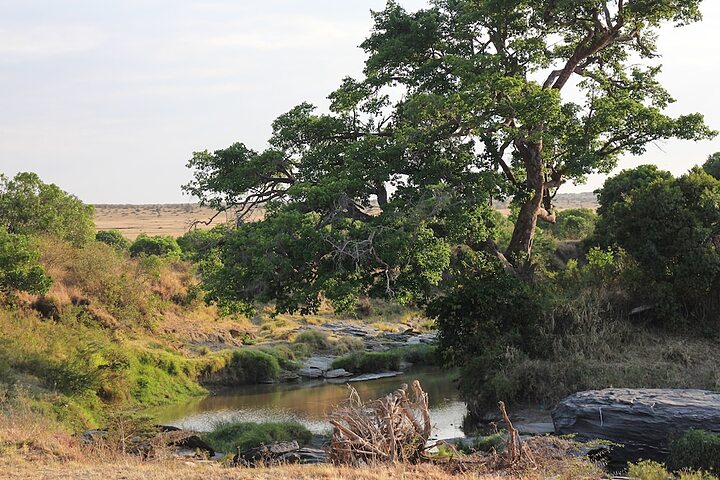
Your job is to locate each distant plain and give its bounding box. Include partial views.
[94,193,598,239]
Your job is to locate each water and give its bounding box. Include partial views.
[151,367,467,440]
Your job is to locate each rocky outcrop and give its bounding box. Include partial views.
[233,441,327,466]
[552,389,720,463]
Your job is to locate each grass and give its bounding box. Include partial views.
[202,349,281,386]
[331,345,438,374]
[201,421,312,454]
[628,461,718,480]
[668,430,720,473]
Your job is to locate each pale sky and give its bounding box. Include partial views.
[1,1,719,204]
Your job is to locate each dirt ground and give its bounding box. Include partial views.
[93,204,262,240]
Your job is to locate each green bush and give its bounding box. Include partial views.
[202,421,312,454]
[0,229,52,295]
[593,166,720,327]
[668,430,720,473]
[543,208,598,240]
[332,350,402,374]
[704,153,720,180]
[129,234,182,258]
[176,226,225,261]
[0,172,95,246]
[428,258,549,411]
[205,349,280,385]
[95,230,130,250]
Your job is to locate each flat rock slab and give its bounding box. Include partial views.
[303,356,334,371]
[324,368,351,379]
[347,371,402,382]
[553,389,720,463]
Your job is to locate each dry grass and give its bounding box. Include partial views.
[94,204,264,240]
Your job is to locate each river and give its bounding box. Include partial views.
[151,367,467,440]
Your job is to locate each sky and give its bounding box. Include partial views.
[1,1,719,204]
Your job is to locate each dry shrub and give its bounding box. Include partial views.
[329,380,431,464]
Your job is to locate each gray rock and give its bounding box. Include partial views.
[303,356,334,371]
[347,371,402,382]
[324,368,351,379]
[298,367,324,379]
[552,388,720,464]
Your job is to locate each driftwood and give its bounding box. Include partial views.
[329,380,432,464]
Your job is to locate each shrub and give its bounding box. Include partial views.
[293,329,332,351]
[593,166,720,326]
[0,229,52,295]
[129,234,182,258]
[0,172,95,246]
[202,421,312,454]
[428,259,549,411]
[205,350,280,385]
[543,208,598,240]
[628,460,673,480]
[332,350,402,374]
[668,430,720,473]
[95,230,130,250]
[704,153,720,180]
[176,226,225,261]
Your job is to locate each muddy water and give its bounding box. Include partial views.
[151,367,467,440]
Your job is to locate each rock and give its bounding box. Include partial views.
[552,389,720,464]
[278,447,328,464]
[324,368,351,379]
[234,441,300,466]
[164,433,215,457]
[298,367,324,379]
[347,371,402,382]
[80,429,108,445]
[303,356,334,371]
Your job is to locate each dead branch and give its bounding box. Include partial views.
[329,380,432,465]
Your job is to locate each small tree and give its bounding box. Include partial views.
[594,166,720,323]
[0,172,95,246]
[0,228,52,295]
[96,230,130,250]
[704,152,720,180]
[129,234,181,258]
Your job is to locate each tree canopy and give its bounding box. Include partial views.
[704,152,720,180]
[0,172,95,246]
[594,165,720,321]
[186,0,714,315]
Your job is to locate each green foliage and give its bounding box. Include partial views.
[668,430,720,473]
[331,345,437,373]
[0,172,95,246]
[543,208,598,241]
[628,461,674,480]
[331,350,402,374]
[628,460,719,480]
[704,153,720,180]
[202,421,312,454]
[428,257,549,409]
[185,0,715,310]
[593,166,720,325]
[0,229,52,295]
[95,230,130,250]
[204,349,281,386]
[129,234,182,259]
[293,330,332,351]
[176,226,225,261]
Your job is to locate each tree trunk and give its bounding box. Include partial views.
[505,142,544,264]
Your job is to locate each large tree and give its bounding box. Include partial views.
[186,0,714,314]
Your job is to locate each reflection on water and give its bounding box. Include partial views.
[151,367,467,440]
